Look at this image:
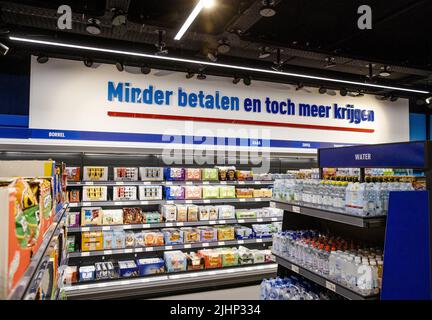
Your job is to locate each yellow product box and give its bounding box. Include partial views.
[81,231,103,251]
[216,226,235,241]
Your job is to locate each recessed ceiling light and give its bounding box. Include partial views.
[9,36,429,94]
[243,76,251,86]
[339,88,347,96]
[319,87,327,94]
[197,72,206,80]
[186,71,195,79]
[140,65,151,74]
[324,57,336,68]
[111,9,127,27]
[86,18,101,35]
[217,41,230,54]
[36,55,48,63]
[258,46,271,59]
[260,0,276,17]
[233,76,241,84]
[379,66,391,77]
[84,58,93,67]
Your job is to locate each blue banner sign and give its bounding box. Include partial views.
[319,141,426,168]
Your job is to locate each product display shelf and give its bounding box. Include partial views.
[68,237,273,258]
[68,180,274,186]
[68,197,271,208]
[62,263,277,300]
[270,200,386,228]
[68,217,282,233]
[7,203,69,300]
[273,254,379,300]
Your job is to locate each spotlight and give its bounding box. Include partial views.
[258,46,271,59]
[295,83,304,91]
[379,66,391,77]
[318,87,327,94]
[186,71,195,79]
[425,96,432,104]
[243,76,251,86]
[339,88,347,96]
[84,59,93,68]
[233,76,241,84]
[140,65,151,74]
[390,95,398,102]
[111,9,127,27]
[0,42,9,55]
[217,40,231,54]
[259,0,276,17]
[207,51,218,62]
[86,18,101,35]
[197,72,206,80]
[36,55,49,64]
[115,62,124,72]
[324,57,336,68]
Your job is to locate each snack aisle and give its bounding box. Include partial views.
[267,141,432,300]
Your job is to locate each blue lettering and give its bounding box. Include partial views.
[108,81,123,102]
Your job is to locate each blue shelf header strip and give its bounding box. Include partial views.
[319,141,426,168]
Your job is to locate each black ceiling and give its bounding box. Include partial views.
[0,0,431,97]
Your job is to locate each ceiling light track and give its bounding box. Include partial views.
[9,36,429,95]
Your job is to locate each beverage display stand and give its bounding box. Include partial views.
[272,141,432,300]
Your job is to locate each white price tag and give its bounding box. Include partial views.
[186,181,193,185]
[254,181,261,185]
[145,247,154,252]
[81,252,90,257]
[166,200,174,204]
[271,218,278,221]
[257,218,264,222]
[166,223,174,227]
[69,203,78,208]
[325,281,336,292]
[220,181,227,185]
[255,198,262,202]
[238,240,244,244]
[203,181,210,185]
[135,248,143,252]
[184,244,192,249]
[209,221,216,225]
[81,227,90,232]
[176,222,184,227]
[82,202,91,207]
[292,206,301,213]
[218,241,225,246]
[270,202,276,208]
[165,182,173,185]
[85,182,94,185]
[142,224,150,228]
[202,243,209,247]
[238,219,245,223]
[203,200,210,203]
[143,181,151,185]
[104,250,113,255]
[116,182,124,185]
[124,249,133,253]
[291,265,299,273]
[185,200,192,204]
[102,226,111,231]
[140,201,149,205]
[256,239,263,243]
[114,201,122,206]
[238,181,245,185]
[123,225,132,230]
[239,198,246,202]
[165,246,173,250]
[219,220,226,224]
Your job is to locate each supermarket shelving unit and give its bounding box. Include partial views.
[272,141,432,300]
[8,203,68,300]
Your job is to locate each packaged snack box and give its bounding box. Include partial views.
[95,262,116,280]
[235,188,254,198]
[235,209,256,219]
[137,258,165,275]
[235,170,253,181]
[202,168,219,181]
[186,253,205,271]
[79,266,95,281]
[197,226,218,242]
[142,211,162,224]
[102,209,123,225]
[227,169,236,181]
[165,186,185,200]
[139,167,164,181]
[164,251,187,272]
[219,186,235,199]
[65,167,81,182]
[113,230,125,249]
[198,206,209,221]
[217,205,235,220]
[122,207,143,224]
[202,186,219,199]
[68,211,80,227]
[161,205,177,222]
[187,205,199,221]
[175,205,188,222]
[81,231,103,251]
[143,230,164,246]
[81,207,103,226]
[251,250,265,264]
[198,250,222,269]
[185,168,201,181]
[238,246,254,265]
[181,227,200,243]
[220,248,239,267]
[113,167,138,181]
[83,166,108,181]
[118,260,138,277]
[125,231,136,248]
[103,230,114,249]
[113,186,137,201]
[67,235,75,253]
[207,206,218,220]
[139,185,162,200]
[82,186,107,201]
[68,189,80,202]
[134,231,145,247]
[252,224,273,238]
[162,228,183,245]
[216,226,235,241]
[164,167,185,181]
[234,225,253,239]
[185,186,202,199]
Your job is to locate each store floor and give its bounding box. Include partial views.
[151,285,260,300]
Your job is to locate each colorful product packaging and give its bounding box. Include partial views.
[103,230,114,249]
[81,231,103,251]
[175,205,188,222]
[118,260,138,277]
[161,205,177,222]
[79,266,95,281]
[235,188,254,198]
[219,248,239,267]
[185,186,202,199]
[162,228,183,245]
[164,167,185,181]
[139,167,164,181]
[65,167,81,182]
[216,225,235,241]
[113,230,125,249]
[202,186,219,199]
[113,186,137,201]
[122,207,143,224]
[198,206,209,221]
[207,206,218,220]
[164,251,187,273]
[235,209,257,219]
[185,168,201,181]
[165,186,185,200]
[186,253,205,270]
[125,231,136,248]
[187,205,199,221]
[68,211,80,227]
[202,168,219,181]
[219,186,236,198]
[217,205,235,220]
[83,166,108,181]
[113,167,138,181]
[234,225,253,239]
[68,189,80,202]
[139,185,162,200]
[81,207,103,226]
[82,186,107,201]
[142,230,164,246]
[198,250,222,269]
[197,226,218,242]
[236,170,253,181]
[137,258,165,275]
[102,209,123,225]
[181,227,201,243]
